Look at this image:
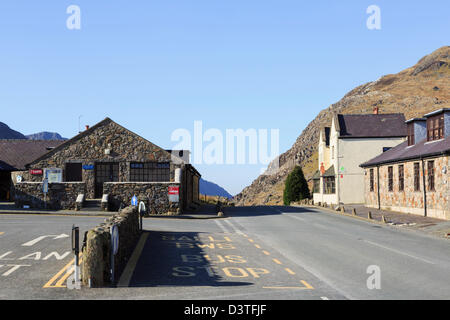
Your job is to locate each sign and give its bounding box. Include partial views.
[131,195,138,206]
[16,175,22,183]
[44,168,62,183]
[30,169,43,175]
[82,164,94,170]
[168,186,179,202]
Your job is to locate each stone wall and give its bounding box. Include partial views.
[81,206,140,287]
[103,182,182,214]
[13,182,86,210]
[364,156,449,220]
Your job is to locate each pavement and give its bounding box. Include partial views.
[1,205,450,300]
[300,203,450,240]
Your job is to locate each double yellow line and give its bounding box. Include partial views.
[43,255,83,288]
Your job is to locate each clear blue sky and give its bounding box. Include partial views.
[0,1,448,195]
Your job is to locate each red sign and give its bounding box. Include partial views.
[168,186,179,195]
[30,169,43,175]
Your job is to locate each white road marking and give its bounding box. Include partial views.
[214,220,230,233]
[21,234,69,247]
[222,219,245,235]
[363,240,436,265]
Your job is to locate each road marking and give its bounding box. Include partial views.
[321,296,329,300]
[263,280,314,290]
[272,258,282,265]
[43,255,83,288]
[22,234,69,247]
[118,232,149,287]
[0,232,4,235]
[222,219,245,235]
[254,244,261,249]
[284,268,295,275]
[214,220,229,233]
[248,238,254,243]
[262,250,270,256]
[363,240,436,265]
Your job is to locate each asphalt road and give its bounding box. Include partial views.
[0,206,449,300]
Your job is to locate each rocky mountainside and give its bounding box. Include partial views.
[0,122,27,139]
[234,46,450,206]
[26,132,67,140]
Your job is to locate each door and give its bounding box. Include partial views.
[95,162,119,198]
[65,163,82,182]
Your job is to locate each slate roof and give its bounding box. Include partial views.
[0,140,64,171]
[337,114,407,138]
[360,136,450,168]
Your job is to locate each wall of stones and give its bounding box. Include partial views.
[364,156,449,220]
[81,206,140,287]
[103,182,182,214]
[14,182,86,210]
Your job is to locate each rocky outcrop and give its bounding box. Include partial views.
[235,46,450,206]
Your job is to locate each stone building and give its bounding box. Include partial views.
[0,140,64,201]
[12,118,201,214]
[312,109,407,206]
[361,108,450,220]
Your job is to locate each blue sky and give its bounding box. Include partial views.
[0,1,449,195]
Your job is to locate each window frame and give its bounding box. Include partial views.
[369,169,374,192]
[398,164,404,192]
[388,166,394,192]
[427,160,435,192]
[414,162,421,192]
[323,176,336,194]
[129,162,170,182]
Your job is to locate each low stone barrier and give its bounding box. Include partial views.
[81,205,140,287]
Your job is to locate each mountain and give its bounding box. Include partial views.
[234,46,450,206]
[0,122,27,139]
[200,178,233,199]
[26,132,67,140]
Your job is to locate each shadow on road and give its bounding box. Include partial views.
[128,230,252,288]
[224,205,315,217]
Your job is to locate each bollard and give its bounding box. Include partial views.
[381,215,387,223]
[368,211,373,220]
[352,208,357,216]
[340,206,345,213]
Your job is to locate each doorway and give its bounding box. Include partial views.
[94,162,119,198]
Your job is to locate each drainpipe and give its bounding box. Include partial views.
[421,157,427,217]
[376,165,381,210]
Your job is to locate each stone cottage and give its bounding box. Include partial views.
[0,140,64,201]
[13,118,201,214]
[312,108,407,206]
[361,108,450,220]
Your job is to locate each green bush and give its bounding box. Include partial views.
[283,166,310,205]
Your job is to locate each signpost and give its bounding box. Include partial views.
[71,225,80,287]
[110,225,119,284]
[42,178,48,209]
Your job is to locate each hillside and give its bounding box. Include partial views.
[0,122,27,139]
[200,178,233,199]
[26,132,67,140]
[234,46,450,206]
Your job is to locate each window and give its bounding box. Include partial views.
[313,179,320,193]
[130,162,170,182]
[388,166,393,192]
[369,169,374,192]
[407,123,415,146]
[427,114,444,141]
[323,177,335,194]
[414,162,420,191]
[427,161,435,191]
[398,165,404,192]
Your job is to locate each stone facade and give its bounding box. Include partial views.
[364,156,450,220]
[14,181,86,210]
[103,182,182,214]
[15,118,200,213]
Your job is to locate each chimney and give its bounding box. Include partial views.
[85,125,90,131]
[373,107,379,115]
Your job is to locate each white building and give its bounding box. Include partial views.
[312,109,407,206]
